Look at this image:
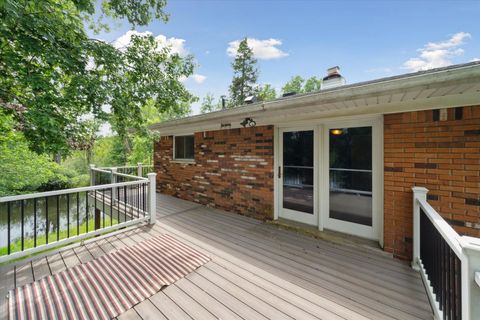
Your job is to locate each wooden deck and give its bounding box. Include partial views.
[0,194,433,320]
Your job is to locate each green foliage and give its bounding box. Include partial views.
[0,132,81,196]
[128,135,154,165]
[229,38,259,107]
[200,93,221,114]
[257,84,277,101]
[281,75,322,94]
[0,0,195,157]
[303,76,322,93]
[282,76,305,94]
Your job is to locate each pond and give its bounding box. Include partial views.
[0,191,124,254]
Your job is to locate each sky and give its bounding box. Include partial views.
[91,0,480,115]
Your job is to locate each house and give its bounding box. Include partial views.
[150,61,480,261]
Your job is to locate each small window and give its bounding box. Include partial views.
[174,135,194,160]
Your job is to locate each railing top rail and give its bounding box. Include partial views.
[417,198,464,258]
[90,167,112,174]
[0,179,148,203]
[112,171,148,180]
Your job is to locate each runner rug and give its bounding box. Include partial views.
[8,234,210,320]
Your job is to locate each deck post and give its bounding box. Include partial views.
[89,164,96,186]
[460,236,480,320]
[137,162,143,177]
[111,167,117,202]
[147,173,157,224]
[412,186,428,271]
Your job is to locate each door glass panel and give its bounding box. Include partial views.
[329,127,372,226]
[283,131,314,214]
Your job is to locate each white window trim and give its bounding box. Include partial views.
[173,134,195,161]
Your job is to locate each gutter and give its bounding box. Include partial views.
[150,61,480,132]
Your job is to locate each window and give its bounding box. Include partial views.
[174,135,194,160]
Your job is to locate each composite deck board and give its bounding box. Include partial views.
[153,215,430,319]
[174,277,244,320]
[158,212,431,319]
[162,282,217,320]
[116,308,142,320]
[46,253,66,273]
[31,257,51,281]
[148,291,193,319]
[185,207,426,296]
[14,262,34,288]
[188,205,417,277]
[133,299,168,320]
[144,223,373,320]
[0,193,432,320]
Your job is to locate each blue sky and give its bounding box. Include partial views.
[93,1,480,115]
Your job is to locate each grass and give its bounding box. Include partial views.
[0,216,119,258]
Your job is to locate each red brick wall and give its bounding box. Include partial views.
[154,125,274,220]
[384,106,480,260]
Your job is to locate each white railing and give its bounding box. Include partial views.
[412,187,480,320]
[98,163,154,178]
[0,166,156,264]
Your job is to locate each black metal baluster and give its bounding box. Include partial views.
[67,194,70,238]
[7,202,11,255]
[102,188,105,228]
[110,188,113,226]
[86,191,89,233]
[76,192,80,236]
[142,183,146,215]
[46,197,49,244]
[124,185,127,222]
[34,198,37,247]
[136,184,139,219]
[21,200,24,251]
[94,189,97,229]
[56,195,60,242]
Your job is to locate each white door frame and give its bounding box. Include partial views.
[321,117,383,241]
[277,126,319,226]
[274,115,384,244]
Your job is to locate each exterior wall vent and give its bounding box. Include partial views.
[321,66,346,90]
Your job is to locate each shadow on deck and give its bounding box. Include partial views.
[0,193,432,320]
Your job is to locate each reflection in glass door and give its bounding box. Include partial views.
[329,127,372,226]
[280,130,315,224]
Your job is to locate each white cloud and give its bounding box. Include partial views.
[227,38,288,60]
[180,73,207,84]
[471,58,480,62]
[402,32,471,72]
[113,30,188,56]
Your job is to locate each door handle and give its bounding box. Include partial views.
[278,166,282,179]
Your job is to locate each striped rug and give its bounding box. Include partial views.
[8,234,210,320]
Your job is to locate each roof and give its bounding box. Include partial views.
[150,61,480,135]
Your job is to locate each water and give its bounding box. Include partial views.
[0,192,120,251]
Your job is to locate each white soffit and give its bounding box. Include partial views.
[151,62,480,135]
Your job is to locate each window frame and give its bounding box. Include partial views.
[173,134,195,161]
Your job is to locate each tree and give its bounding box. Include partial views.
[282,76,304,94]
[303,76,322,93]
[257,84,277,102]
[200,93,221,114]
[281,75,322,94]
[228,38,259,107]
[0,0,194,158]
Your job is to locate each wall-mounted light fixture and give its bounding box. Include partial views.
[240,117,256,128]
[330,128,343,136]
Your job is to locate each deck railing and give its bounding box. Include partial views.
[99,163,154,178]
[412,187,480,320]
[0,166,156,264]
